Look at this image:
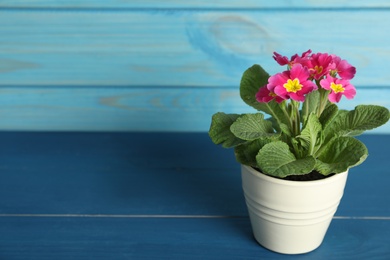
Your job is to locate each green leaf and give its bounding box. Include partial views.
[319,103,338,130]
[348,105,390,131]
[266,117,281,133]
[301,90,320,124]
[325,105,390,140]
[315,136,368,175]
[230,113,274,141]
[239,64,270,111]
[234,137,276,167]
[208,112,246,148]
[264,101,292,133]
[297,113,322,155]
[279,123,292,137]
[239,65,291,129]
[256,141,316,178]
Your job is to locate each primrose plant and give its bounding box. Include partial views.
[209,50,390,179]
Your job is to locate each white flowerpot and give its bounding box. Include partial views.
[241,165,348,254]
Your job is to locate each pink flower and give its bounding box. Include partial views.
[320,76,356,103]
[267,64,317,102]
[256,85,285,103]
[329,55,356,80]
[273,52,290,66]
[273,50,312,68]
[308,52,333,80]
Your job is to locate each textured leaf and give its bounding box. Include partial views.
[315,136,368,175]
[239,64,270,112]
[297,113,322,155]
[301,90,320,124]
[234,137,276,167]
[319,103,338,130]
[230,113,274,140]
[279,123,292,137]
[266,117,281,132]
[239,65,291,129]
[325,105,390,140]
[347,105,390,131]
[256,141,316,178]
[208,112,245,148]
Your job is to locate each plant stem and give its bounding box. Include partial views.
[280,100,303,158]
[290,100,301,137]
[280,101,294,133]
[295,101,301,136]
[291,138,302,158]
[302,97,309,126]
[316,81,330,117]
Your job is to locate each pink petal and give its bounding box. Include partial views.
[290,64,310,82]
[273,85,289,99]
[256,86,273,103]
[320,76,333,90]
[338,61,356,79]
[273,52,289,66]
[268,72,288,89]
[274,96,286,103]
[331,56,356,80]
[298,81,316,95]
[289,92,306,102]
[343,85,357,99]
[328,92,342,103]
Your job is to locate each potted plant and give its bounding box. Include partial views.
[209,50,390,254]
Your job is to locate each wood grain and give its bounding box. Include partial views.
[1,0,390,9]
[0,217,389,259]
[0,87,388,132]
[1,4,390,132]
[0,132,388,216]
[1,10,390,87]
[0,132,389,259]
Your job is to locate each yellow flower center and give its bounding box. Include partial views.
[269,92,277,97]
[314,65,323,74]
[283,78,303,93]
[330,82,345,93]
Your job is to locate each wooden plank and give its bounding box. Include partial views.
[0,132,389,216]
[0,87,388,132]
[0,217,389,259]
[339,135,390,217]
[0,132,389,258]
[1,10,390,87]
[1,0,390,9]
[0,132,246,216]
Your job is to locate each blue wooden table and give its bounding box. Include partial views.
[0,132,389,259]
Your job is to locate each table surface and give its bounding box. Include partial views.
[0,132,389,259]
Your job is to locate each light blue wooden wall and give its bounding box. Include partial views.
[1,1,390,132]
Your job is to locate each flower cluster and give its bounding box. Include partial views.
[256,50,356,103]
[209,50,389,179]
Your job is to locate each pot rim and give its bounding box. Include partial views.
[242,165,348,187]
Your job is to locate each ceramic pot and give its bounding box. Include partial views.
[241,165,348,254]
